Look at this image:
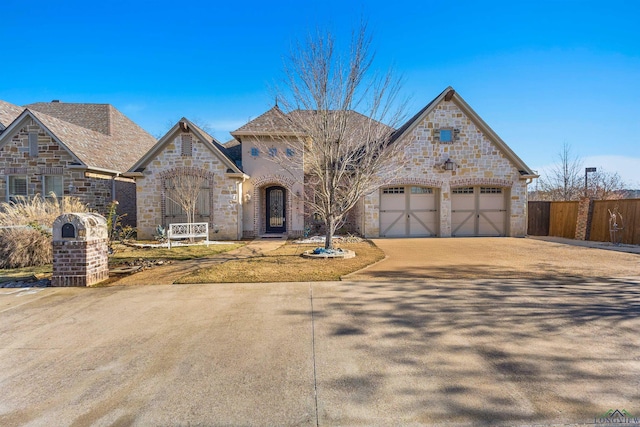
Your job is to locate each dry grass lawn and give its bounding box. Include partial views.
[110,243,244,263]
[177,241,385,283]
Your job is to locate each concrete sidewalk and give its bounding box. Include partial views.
[108,238,286,286]
[528,235,640,254]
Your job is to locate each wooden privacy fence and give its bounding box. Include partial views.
[589,199,640,245]
[528,199,640,245]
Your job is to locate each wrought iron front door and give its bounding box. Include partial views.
[265,186,286,233]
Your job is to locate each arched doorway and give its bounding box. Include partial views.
[265,186,286,233]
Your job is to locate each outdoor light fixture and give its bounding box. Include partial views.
[443,158,455,171]
[244,192,252,203]
[68,183,75,194]
[585,167,597,197]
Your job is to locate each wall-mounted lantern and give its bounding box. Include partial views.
[443,158,456,171]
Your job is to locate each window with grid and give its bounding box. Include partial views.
[383,187,405,194]
[480,187,502,194]
[452,187,474,194]
[8,176,27,201]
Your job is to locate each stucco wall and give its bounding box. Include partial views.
[240,137,304,237]
[135,131,242,240]
[363,99,529,237]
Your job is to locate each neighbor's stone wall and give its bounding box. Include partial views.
[0,119,117,214]
[135,131,242,240]
[363,100,529,237]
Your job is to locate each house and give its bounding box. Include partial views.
[126,119,247,240]
[131,87,537,240]
[362,87,537,237]
[0,100,157,223]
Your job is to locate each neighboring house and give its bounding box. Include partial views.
[0,100,157,224]
[126,119,247,240]
[131,86,537,240]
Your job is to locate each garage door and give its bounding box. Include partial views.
[380,186,438,237]
[451,187,507,236]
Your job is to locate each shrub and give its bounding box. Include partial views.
[0,194,90,268]
[0,226,53,268]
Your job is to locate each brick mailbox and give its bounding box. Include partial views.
[51,213,109,287]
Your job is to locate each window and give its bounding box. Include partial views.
[452,187,474,194]
[43,176,63,198]
[8,176,27,201]
[433,127,459,143]
[250,147,259,157]
[383,187,405,194]
[410,186,433,194]
[286,148,295,157]
[268,147,277,157]
[29,132,38,157]
[480,187,502,194]
[181,134,192,156]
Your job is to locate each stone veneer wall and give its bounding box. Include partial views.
[52,240,109,286]
[363,100,529,237]
[135,132,241,240]
[0,119,116,214]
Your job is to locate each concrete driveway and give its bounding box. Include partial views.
[347,237,640,280]
[1,238,639,426]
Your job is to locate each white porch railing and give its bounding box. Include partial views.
[167,222,209,249]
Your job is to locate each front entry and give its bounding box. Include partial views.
[265,186,286,233]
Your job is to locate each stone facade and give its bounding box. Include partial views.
[362,99,530,237]
[0,119,124,215]
[134,131,243,240]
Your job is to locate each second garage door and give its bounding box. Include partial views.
[380,186,438,237]
[451,186,507,236]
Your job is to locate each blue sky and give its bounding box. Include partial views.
[1,0,638,186]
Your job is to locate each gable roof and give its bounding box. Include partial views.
[0,105,157,173]
[392,86,537,177]
[232,105,302,137]
[232,106,394,142]
[0,100,24,131]
[128,118,246,177]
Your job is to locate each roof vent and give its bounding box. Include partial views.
[52,100,60,103]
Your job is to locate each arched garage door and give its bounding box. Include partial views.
[380,186,438,237]
[451,186,507,236]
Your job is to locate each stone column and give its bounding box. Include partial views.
[574,197,593,241]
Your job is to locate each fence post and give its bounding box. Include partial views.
[574,197,594,241]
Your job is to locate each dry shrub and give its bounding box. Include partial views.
[0,227,53,268]
[0,194,90,268]
[0,194,89,228]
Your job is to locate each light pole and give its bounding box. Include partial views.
[585,167,596,197]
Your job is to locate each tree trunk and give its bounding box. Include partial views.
[325,216,335,250]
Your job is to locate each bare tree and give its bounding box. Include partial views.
[537,143,583,201]
[269,23,408,250]
[588,169,626,200]
[533,143,627,201]
[164,169,207,227]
